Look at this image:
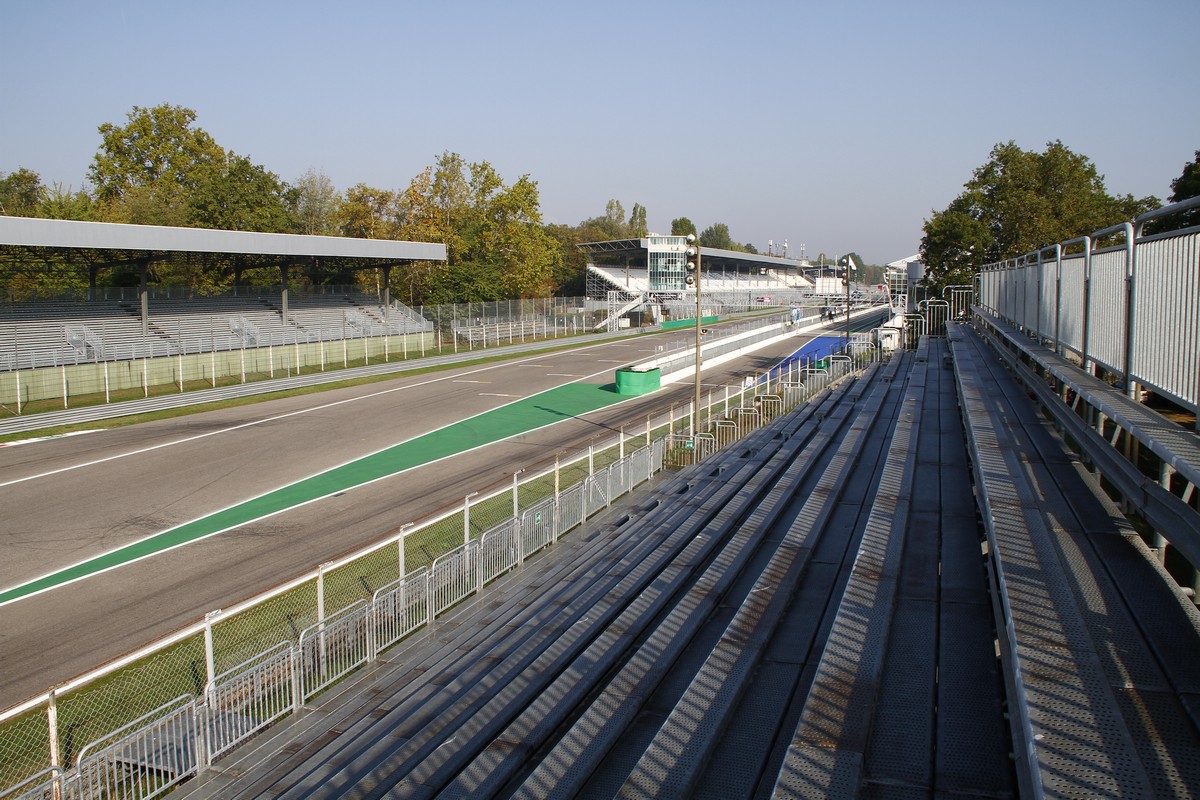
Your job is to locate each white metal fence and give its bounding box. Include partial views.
[0,295,608,410]
[977,197,1200,414]
[0,331,882,800]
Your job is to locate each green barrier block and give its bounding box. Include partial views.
[615,366,661,396]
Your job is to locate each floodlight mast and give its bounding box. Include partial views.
[843,254,858,353]
[685,235,702,436]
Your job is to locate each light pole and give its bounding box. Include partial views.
[685,235,702,434]
[842,255,857,354]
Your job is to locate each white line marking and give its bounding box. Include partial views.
[0,340,630,489]
[0,430,98,448]
[0,362,635,605]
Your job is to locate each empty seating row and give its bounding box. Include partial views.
[177,350,998,799]
[0,294,424,370]
[950,321,1200,799]
[175,330,1199,799]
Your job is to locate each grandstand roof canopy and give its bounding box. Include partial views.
[577,238,807,273]
[0,215,447,268]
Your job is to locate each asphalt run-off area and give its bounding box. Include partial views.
[0,381,626,606]
[0,334,854,607]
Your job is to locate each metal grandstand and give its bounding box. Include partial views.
[0,214,446,326]
[579,237,819,330]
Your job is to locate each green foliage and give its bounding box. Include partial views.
[89,104,225,225]
[1170,150,1200,203]
[189,154,291,233]
[1167,149,1200,229]
[338,183,395,239]
[0,167,46,216]
[288,167,341,236]
[41,183,95,220]
[920,140,1159,291]
[698,222,734,250]
[605,199,625,229]
[628,203,648,237]
[426,259,505,303]
[671,217,697,237]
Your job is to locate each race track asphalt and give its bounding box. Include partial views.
[0,325,839,709]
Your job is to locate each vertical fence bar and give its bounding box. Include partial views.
[47,689,60,786]
[203,610,219,693]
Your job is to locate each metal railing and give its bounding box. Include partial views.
[0,329,885,799]
[977,196,1200,415]
[0,296,608,409]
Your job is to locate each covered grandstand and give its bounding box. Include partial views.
[580,236,827,329]
[0,215,446,370]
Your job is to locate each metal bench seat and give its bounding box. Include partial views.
[952,322,1200,799]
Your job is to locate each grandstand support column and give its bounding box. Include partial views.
[88,263,98,302]
[381,264,393,323]
[231,255,244,291]
[279,260,292,324]
[138,258,150,336]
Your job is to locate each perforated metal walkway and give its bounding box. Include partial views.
[174,332,1200,800]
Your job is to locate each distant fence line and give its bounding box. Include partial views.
[0,296,609,409]
[976,196,1200,416]
[0,336,877,799]
[1,294,601,370]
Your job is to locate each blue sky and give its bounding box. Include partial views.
[2,0,1197,266]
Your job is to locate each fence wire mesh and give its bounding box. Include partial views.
[210,580,319,675]
[0,709,49,793]
[404,513,465,574]
[53,636,204,770]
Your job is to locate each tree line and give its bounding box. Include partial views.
[919,140,1199,292]
[0,104,762,304]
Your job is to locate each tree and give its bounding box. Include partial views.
[41,183,95,221]
[1167,149,1200,229]
[289,168,341,236]
[431,151,470,258]
[671,217,697,237]
[920,195,992,288]
[338,183,395,239]
[698,222,734,250]
[920,140,1158,290]
[466,167,560,298]
[189,153,291,233]
[0,168,46,216]
[392,165,452,304]
[88,104,225,225]
[605,199,625,230]
[628,203,648,237]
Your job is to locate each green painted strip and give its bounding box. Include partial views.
[0,382,624,605]
[660,316,719,331]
